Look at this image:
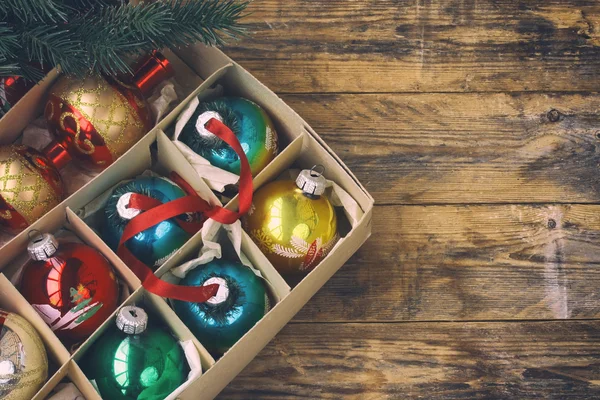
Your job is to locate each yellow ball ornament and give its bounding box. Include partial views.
[244,167,339,275]
[0,310,48,400]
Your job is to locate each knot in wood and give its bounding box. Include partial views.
[547,109,561,123]
[547,219,557,229]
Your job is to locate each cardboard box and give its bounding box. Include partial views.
[0,45,373,399]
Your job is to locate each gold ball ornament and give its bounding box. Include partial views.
[0,310,48,400]
[244,167,339,274]
[0,145,64,234]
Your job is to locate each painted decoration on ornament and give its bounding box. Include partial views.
[252,228,339,272]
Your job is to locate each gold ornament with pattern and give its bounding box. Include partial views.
[0,145,64,234]
[0,310,48,400]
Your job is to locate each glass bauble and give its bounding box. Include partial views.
[82,306,188,400]
[0,145,64,234]
[0,310,48,400]
[21,233,120,344]
[243,169,339,274]
[179,97,278,176]
[101,176,194,269]
[44,53,173,171]
[173,259,268,356]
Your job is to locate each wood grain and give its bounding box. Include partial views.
[219,320,600,399]
[226,0,600,93]
[280,92,600,204]
[293,204,600,322]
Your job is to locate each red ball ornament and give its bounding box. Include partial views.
[43,52,174,171]
[20,232,120,344]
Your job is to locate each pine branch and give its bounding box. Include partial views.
[0,0,249,81]
[0,0,67,23]
[21,25,87,76]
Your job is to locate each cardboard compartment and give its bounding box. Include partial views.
[33,360,98,400]
[71,287,214,400]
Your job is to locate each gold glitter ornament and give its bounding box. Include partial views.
[44,52,174,171]
[0,145,64,234]
[0,310,48,400]
[244,167,339,275]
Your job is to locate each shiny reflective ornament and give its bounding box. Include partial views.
[0,309,48,400]
[82,306,188,400]
[173,259,268,356]
[44,52,173,171]
[179,97,278,176]
[20,232,120,344]
[102,176,194,269]
[0,145,64,234]
[244,167,339,274]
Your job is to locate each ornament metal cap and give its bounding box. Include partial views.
[116,306,148,335]
[296,165,327,196]
[27,231,59,261]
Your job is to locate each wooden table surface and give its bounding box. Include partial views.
[219,1,600,398]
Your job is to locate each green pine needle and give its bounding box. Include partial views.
[1,0,248,81]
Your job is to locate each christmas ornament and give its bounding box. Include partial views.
[44,52,174,171]
[0,145,64,234]
[0,76,35,117]
[82,306,188,400]
[243,167,339,274]
[173,259,268,356]
[0,309,48,400]
[20,232,120,344]
[179,97,278,176]
[102,176,195,269]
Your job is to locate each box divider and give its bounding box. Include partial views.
[240,228,291,302]
[65,207,141,290]
[67,359,103,400]
[145,289,216,370]
[0,273,70,365]
[156,63,234,132]
[31,357,70,400]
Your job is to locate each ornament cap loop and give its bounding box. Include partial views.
[27,231,59,261]
[203,277,229,305]
[116,306,148,335]
[195,112,225,147]
[296,165,327,196]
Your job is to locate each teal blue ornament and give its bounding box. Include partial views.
[179,97,278,176]
[173,259,269,356]
[101,176,194,270]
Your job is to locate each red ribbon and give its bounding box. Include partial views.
[116,118,253,303]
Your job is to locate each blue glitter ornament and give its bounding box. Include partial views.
[173,259,269,356]
[101,176,194,270]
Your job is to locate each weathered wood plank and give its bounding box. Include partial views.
[219,320,600,399]
[280,92,600,204]
[226,0,600,93]
[293,204,600,322]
